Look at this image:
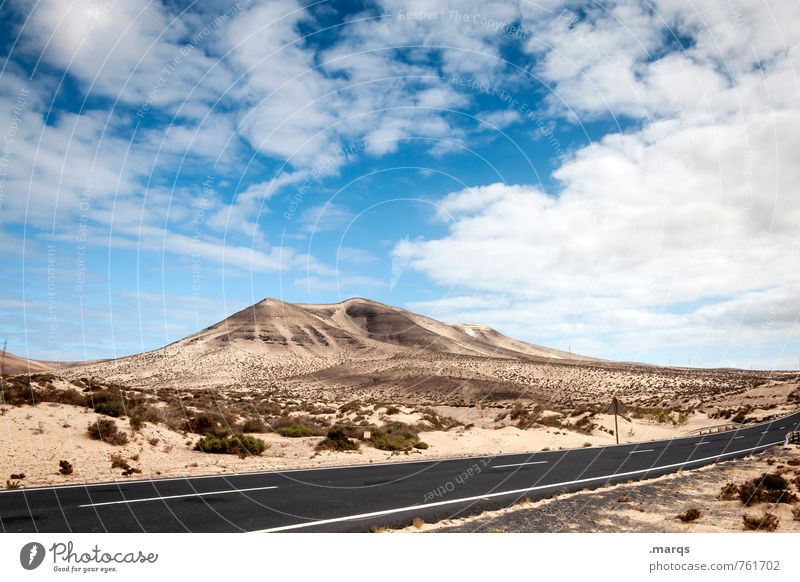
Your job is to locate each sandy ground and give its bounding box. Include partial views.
[387,445,800,533]
[0,402,777,489]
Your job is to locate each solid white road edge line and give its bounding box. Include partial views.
[79,485,278,508]
[492,461,549,468]
[251,441,784,533]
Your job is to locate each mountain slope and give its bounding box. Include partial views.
[0,350,56,375]
[300,298,591,361]
[62,297,595,389]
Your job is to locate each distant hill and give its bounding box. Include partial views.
[0,350,58,375]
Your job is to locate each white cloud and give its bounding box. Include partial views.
[394,110,800,364]
[336,246,377,263]
[300,202,354,234]
[475,109,521,129]
[13,0,236,109]
[381,0,800,367]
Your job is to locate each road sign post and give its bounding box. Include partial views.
[607,396,626,445]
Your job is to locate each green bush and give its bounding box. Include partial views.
[370,422,420,451]
[195,433,267,457]
[277,425,315,438]
[87,418,128,446]
[317,427,359,451]
[268,414,327,435]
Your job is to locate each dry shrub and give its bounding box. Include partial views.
[718,482,739,500]
[370,421,419,451]
[87,418,128,446]
[738,473,795,506]
[676,508,701,522]
[317,427,359,451]
[239,417,267,433]
[742,511,780,531]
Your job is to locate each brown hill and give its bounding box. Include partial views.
[62,297,594,389]
[299,298,592,360]
[1,350,57,375]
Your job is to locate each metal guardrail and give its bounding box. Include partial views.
[683,422,743,436]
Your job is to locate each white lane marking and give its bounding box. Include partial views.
[251,441,785,533]
[780,426,786,429]
[695,442,712,445]
[627,449,655,454]
[79,485,278,508]
[492,461,548,468]
[761,431,770,434]
[734,436,745,439]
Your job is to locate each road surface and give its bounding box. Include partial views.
[2,411,798,532]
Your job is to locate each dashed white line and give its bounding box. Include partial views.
[252,441,785,533]
[79,485,278,508]
[734,436,745,439]
[695,442,712,445]
[492,460,548,468]
[627,449,655,454]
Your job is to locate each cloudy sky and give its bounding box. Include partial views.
[0,0,798,369]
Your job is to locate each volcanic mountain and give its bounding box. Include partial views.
[62,297,592,390]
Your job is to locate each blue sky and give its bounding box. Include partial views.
[0,0,798,369]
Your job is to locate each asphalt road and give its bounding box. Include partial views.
[2,411,799,533]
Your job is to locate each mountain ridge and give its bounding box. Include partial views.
[47,296,595,390]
